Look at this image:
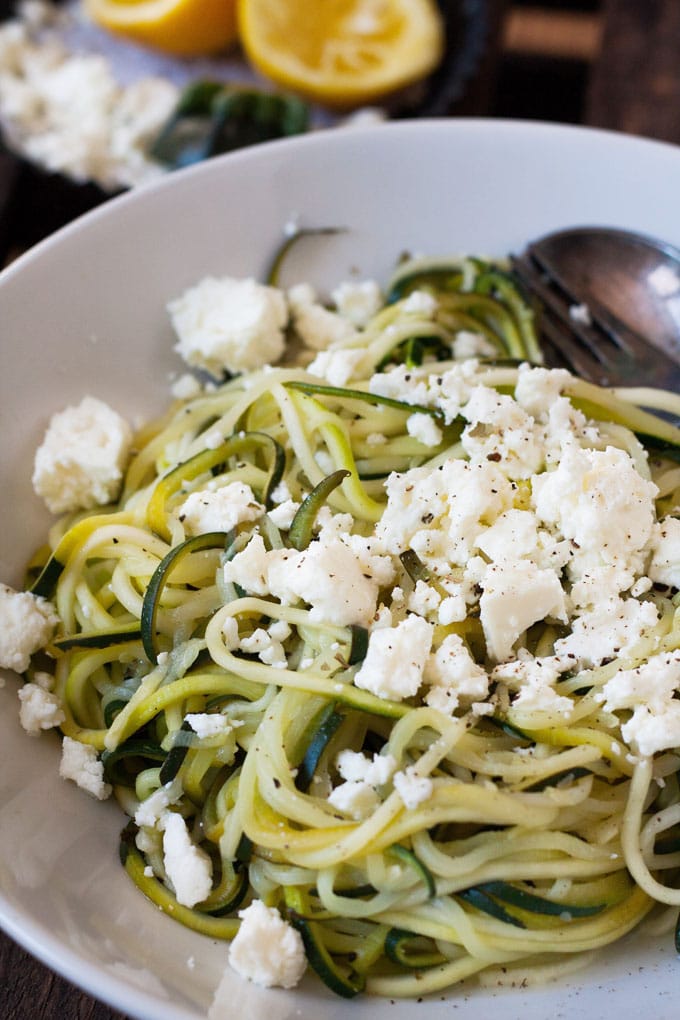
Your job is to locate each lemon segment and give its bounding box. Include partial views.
[237,0,446,108]
[84,0,238,57]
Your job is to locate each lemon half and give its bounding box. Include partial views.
[85,0,238,57]
[237,0,445,108]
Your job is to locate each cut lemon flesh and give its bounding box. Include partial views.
[84,0,238,57]
[237,0,445,108]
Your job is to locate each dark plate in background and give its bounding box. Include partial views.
[0,0,488,261]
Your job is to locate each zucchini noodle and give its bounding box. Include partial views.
[20,251,680,999]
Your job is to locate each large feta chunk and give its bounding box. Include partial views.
[162,811,212,908]
[32,396,132,514]
[178,482,264,535]
[0,584,58,673]
[353,615,433,700]
[169,276,288,377]
[532,444,658,605]
[376,458,513,570]
[59,736,111,800]
[479,560,567,662]
[224,533,391,628]
[228,900,306,989]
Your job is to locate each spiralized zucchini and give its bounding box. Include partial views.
[24,252,680,999]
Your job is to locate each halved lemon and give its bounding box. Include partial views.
[84,0,238,57]
[237,0,445,108]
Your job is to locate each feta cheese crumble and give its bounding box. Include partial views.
[32,396,132,514]
[18,680,64,735]
[393,766,433,809]
[169,277,288,377]
[59,736,111,800]
[178,482,264,535]
[228,900,306,989]
[162,811,213,908]
[0,584,58,673]
[354,615,433,700]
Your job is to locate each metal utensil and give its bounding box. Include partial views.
[512,226,680,389]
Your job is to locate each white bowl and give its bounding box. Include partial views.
[2,119,680,1020]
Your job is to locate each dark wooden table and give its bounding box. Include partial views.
[3,0,680,1016]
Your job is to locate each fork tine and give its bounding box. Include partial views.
[511,254,617,384]
[511,250,680,389]
[527,242,662,362]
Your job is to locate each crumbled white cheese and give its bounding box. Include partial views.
[406,412,443,447]
[290,295,357,350]
[240,627,287,669]
[170,372,202,401]
[569,303,592,325]
[268,499,300,531]
[336,749,397,785]
[306,347,366,386]
[331,279,383,326]
[18,680,64,735]
[461,385,544,480]
[162,811,212,908]
[393,766,433,808]
[532,444,658,605]
[494,654,573,717]
[327,778,381,819]
[0,10,178,190]
[599,651,680,756]
[224,532,392,628]
[221,615,240,650]
[228,900,306,989]
[554,597,659,669]
[514,364,573,417]
[376,458,513,571]
[59,735,111,800]
[32,396,132,514]
[169,276,288,378]
[0,584,58,673]
[134,779,182,829]
[452,330,498,360]
[184,713,233,739]
[354,615,433,700]
[401,290,438,316]
[407,579,441,618]
[424,633,489,714]
[648,517,680,589]
[480,559,567,662]
[178,482,264,535]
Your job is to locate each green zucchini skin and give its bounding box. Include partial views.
[284,887,365,998]
[54,624,142,651]
[288,470,350,551]
[285,379,445,420]
[295,703,344,793]
[140,531,228,664]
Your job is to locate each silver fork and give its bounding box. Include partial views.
[511,242,680,391]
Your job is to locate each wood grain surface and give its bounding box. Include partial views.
[586,0,680,143]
